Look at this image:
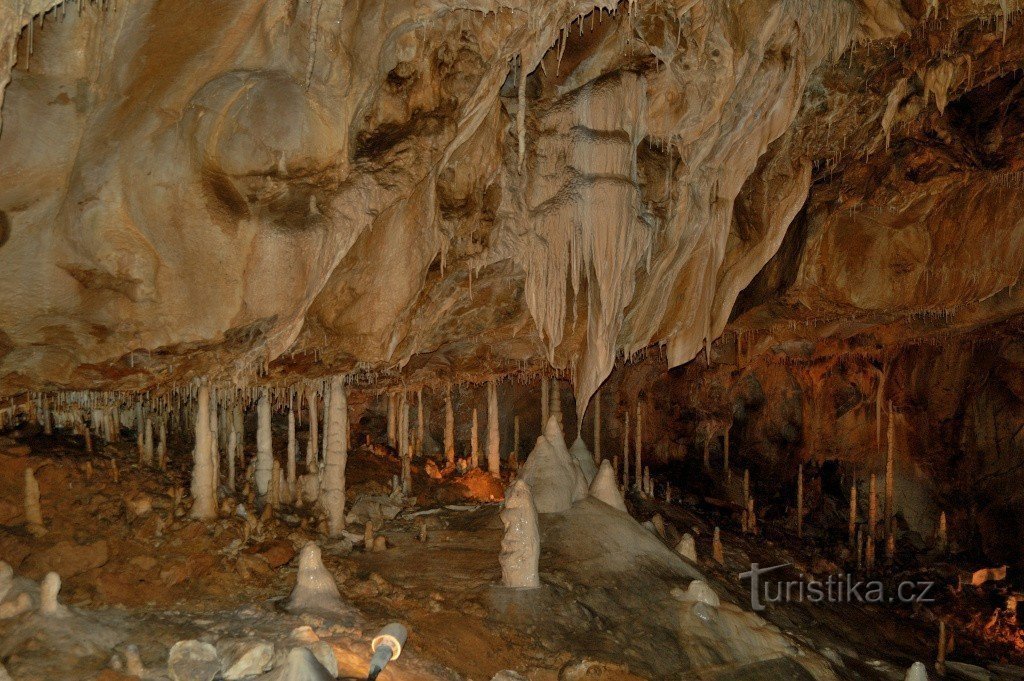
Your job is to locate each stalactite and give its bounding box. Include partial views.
[444,384,455,466]
[190,382,217,520]
[255,390,273,499]
[487,380,500,478]
[322,377,348,537]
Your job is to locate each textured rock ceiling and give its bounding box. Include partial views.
[0,0,1021,405]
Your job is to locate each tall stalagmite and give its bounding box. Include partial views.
[190,382,217,520]
[444,384,455,466]
[255,390,273,499]
[322,377,348,537]
[487,380,500,478]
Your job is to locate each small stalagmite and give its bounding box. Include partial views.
[937,511,948,554]
[400,393,411,495]
[286,543,344,615]
[589,459,627,512]
[592,388,602,464]
[500,480,541,589]
[622,411,631,490]
[712,527,724,565]
[905,662,928,681]
[255,390,273,499]
[39,572,69,617]
[157,419,167,470]
[24,467,45,535]
[676,533,697,562]
[510,415,520,470]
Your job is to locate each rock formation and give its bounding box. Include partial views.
[499,480,541,590]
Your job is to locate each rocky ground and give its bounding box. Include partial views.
[0,426,1022,680]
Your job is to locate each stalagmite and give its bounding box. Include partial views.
[869,473,878,540]
[589,456,626,509]
[742,469,750,507]
[549,379,562,429]
[24,467,45,535]
[937,511,947,554]
[511,415,520,469]
[444,384,455,466]
[417,388,425,456]
[634,404,643,489]
[849,481,857,547]
[227,429,237,493]
[796,463,804,539]
[287,408,297,502]
[209,395,220,489]
[723,424,730,476]
[387,392,398,448]
[937,621,947,675]
[40,572,68,617]
[400,393,411,495]
[593,388,601,463]
[499,480,540,589]
[519,416,581,513]
[487,380,500,478]
[255,390,273,499]
[286,543,344,614]
[622,411,630,490]
[866,534,876,573]
[712,527,724,565]
[306,390,318,471]
[570,437,597,484]
[143,417,154,467]
[885,403,896,546]
[746,498,757,535]
[322,377,348,537]
[540,376,549,426]
[157,419,167,470]
[905,662,928,681]
[470,408,479,469]
[676,533,697,562]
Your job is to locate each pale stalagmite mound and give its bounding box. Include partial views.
[285,543,358,624]
[569,436,597,485]
[518,416,585,514]
[589,459,627,513]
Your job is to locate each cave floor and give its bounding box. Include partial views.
[0,432,1021,680]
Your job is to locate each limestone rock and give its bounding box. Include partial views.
[217,640,274,680]
[259,648,334,681]
[168,640,220,681]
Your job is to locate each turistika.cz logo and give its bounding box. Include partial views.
[738,563,937,612]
